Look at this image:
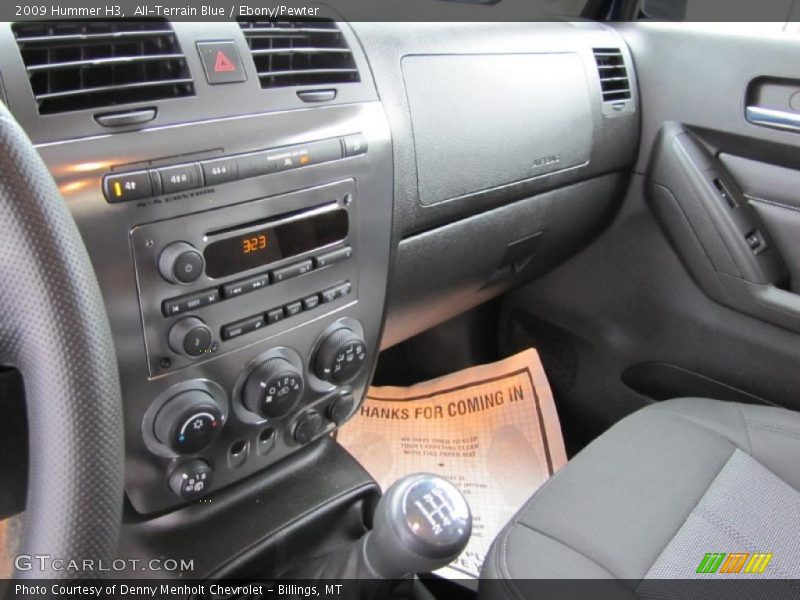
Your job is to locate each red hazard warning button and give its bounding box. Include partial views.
[214,50,237,73]
[196,41,246,85]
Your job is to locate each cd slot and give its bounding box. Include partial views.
[205,202,340,238]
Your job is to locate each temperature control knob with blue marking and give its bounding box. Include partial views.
[154,390,223,454]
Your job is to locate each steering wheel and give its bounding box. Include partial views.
[0,102,124,578]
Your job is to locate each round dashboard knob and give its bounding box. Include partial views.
[159,241,204,285]
[314,328,367,385]
[294,410,325,445]
[243,358,305,419]
[154,390,223,454]
[169,459,213,500]
[168,317,214,358]
[328,391,357,425]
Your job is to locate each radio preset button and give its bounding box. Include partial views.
[104,170,152,203]
[336,281,353,297]
[266,308,285,325]
[271,259,313,283]
[314,246,352,269]
[159,163,203,194]
[284,301,302,318]
[302,294,320,311]
[221,315,265,341]
[201,157,239,185]
[222,274,268,299]
[320,281,352,304]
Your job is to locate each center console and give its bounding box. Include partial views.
[0,20,392,514]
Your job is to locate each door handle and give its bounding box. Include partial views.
[746,105,800,133]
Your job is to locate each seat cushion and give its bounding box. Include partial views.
[479,398,800,595]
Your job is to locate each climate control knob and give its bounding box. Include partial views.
[315,328,367,385]
[159,241,204,284]
[154,390,223,454]
[169,459,213,500]
[243,358,304,419]
[168,317,214,357]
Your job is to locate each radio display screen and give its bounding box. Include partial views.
[204,208,349,279]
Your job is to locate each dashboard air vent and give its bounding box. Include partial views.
[592,48,631,103]
[239,19,360,89]
[11,20,194,115]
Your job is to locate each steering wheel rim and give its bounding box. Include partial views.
[0,102,124,578]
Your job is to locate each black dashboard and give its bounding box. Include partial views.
[0,18,638,516]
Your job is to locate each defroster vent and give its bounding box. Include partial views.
[11,20,194,115]
[593,48,631,103]
[239,19,359,89]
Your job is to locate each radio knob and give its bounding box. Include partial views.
[314,328,367,385]
[159,241,204,284]
[154,390,223,454]
[243,358,304,419]
[169,317,214,357]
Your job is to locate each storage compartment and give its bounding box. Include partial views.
[383,173,626,348]
[402,53,593,207]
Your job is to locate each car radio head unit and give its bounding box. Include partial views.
[131,179,359,378]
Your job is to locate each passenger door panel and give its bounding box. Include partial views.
[501,24,800,443]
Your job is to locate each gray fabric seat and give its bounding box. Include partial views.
[479,398,800,596]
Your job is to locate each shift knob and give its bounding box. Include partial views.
[363,473,472,578]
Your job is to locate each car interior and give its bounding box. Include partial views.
[1,2,800,598]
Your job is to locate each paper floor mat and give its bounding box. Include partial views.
[336,348,567,579]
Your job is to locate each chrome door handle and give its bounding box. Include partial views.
[746,105,800,133]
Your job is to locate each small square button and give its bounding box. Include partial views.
[197,41,247,85]
[266,308,285,325]
[284,301,302,317]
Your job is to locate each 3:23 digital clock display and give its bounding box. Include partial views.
[242,234,268,254]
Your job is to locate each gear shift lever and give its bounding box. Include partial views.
[281,473,471,588]
[363,472,472,578]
